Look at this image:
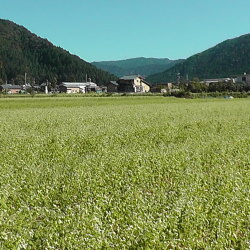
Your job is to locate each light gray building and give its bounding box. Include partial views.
[59,82,98,93]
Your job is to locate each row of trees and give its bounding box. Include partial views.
[182,81,250,93]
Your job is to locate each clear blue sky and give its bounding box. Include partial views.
[1,0,250,62]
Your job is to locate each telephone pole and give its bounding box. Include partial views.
[24,72,27,86]
[177,73,180,86]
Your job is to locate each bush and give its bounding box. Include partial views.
[168,90,192,98]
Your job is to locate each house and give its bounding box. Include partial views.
[117,75,151,93]
[106,81,119,92]
[59,82,99,93]
[0,84,22,94]
[236,73,250,84]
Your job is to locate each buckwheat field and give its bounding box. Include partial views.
[0,97,249,249]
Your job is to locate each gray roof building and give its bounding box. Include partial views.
[1,84,22,89]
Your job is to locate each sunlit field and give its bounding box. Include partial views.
[0,96,249,249]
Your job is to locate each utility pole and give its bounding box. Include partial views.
[24,72,27,86]
[177,73,180,87]
[186,74,189,87]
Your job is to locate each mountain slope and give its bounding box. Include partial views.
[0,19,117,84]
[146,34,250,83]
[92,57,184,77]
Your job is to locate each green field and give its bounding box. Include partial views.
[0,97,249,249]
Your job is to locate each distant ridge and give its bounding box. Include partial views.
[146,34,250,83]
[92,57,184,77]
[0,19,117,84]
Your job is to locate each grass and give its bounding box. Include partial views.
[0,96,249,249]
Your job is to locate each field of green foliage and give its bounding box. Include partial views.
[0,96,249,249]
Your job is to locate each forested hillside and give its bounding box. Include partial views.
[0,19,117,85]
[92,57,184,77]
[146,34,250,83]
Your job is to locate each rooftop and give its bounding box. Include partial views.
[1,84,22,89]
[120,75,144,80]
[110,81,119,86]
[61,82,97,88]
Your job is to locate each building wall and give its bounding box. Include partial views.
[0,88,20,94]
[79,87,86,93]
[133,77,141,86]
[9,89,20,94]
[117,80,134,92]
[67,87,80,93]
[141,81,150,92]
[237,74,250,84]
[106,83,118,92]
[133,77,150,92]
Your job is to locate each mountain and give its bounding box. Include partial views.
[92,57,184,77]
[146,34,250,84]
[0,19,117,85]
